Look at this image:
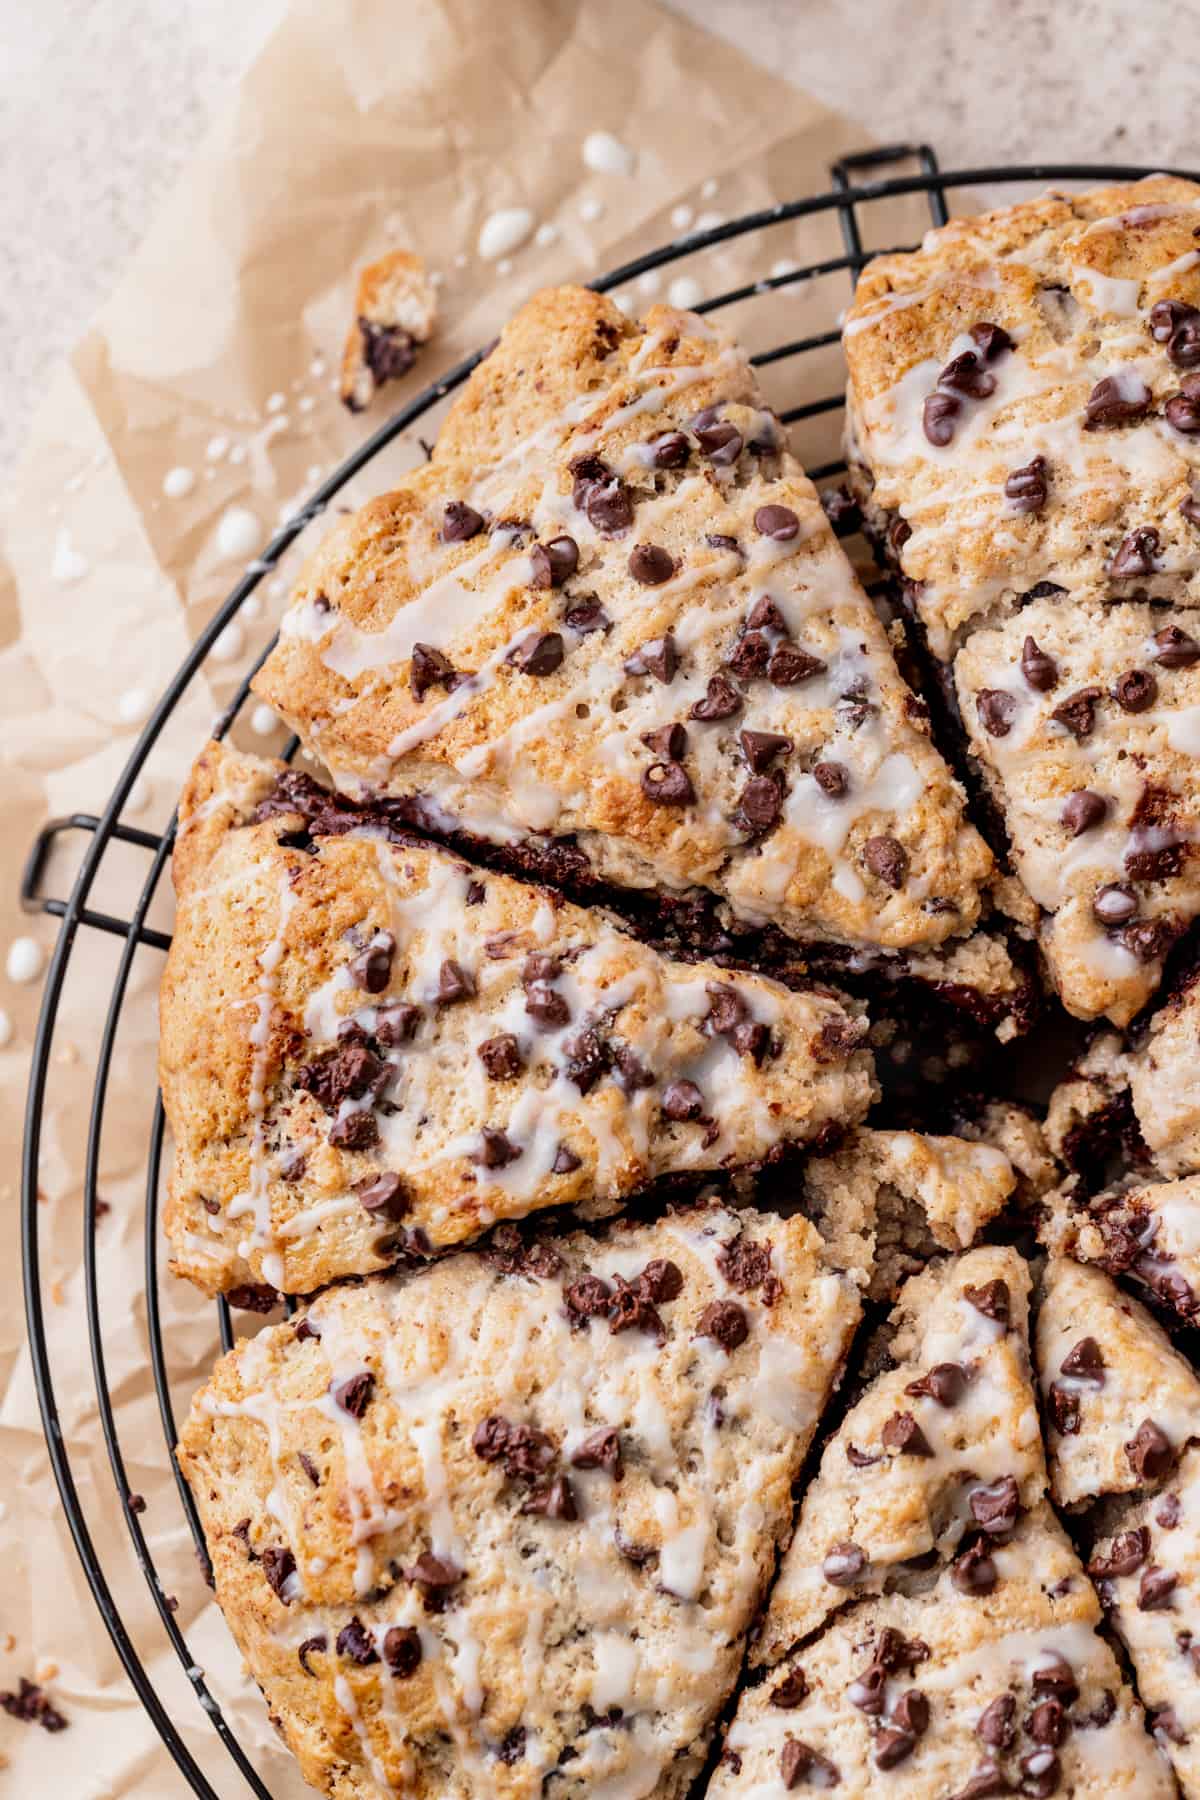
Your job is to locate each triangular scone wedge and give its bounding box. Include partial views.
[1040,1173,1200,1328]
[1037,1257,1200,1508]
[953,595,1200,1024]
[843,174,1200,660]
[162,742,876,1298]
[1039,1261,1200,1792]
[789,1127,1019,1303]
[252,286,1004,985]
[178,1201,869,1800]
[753,1247,1044,1664]
[711,1502,1172,1796]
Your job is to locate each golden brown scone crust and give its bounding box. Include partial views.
[161,742,876,1297]
[845,175,1200,657]
[255,286,996,964]
[178,1202,868,1800]
[713,1502,1171,1797]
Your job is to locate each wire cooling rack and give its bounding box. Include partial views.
[19,144,1200,1796]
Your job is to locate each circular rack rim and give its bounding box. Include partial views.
[20,148,1200,1796]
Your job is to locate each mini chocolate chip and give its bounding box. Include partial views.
[976,688,1017,737]
[261,1545,295,1601]
[770,1667,809,1707]
[923,389,962,445]
[629,543,676,586]
[970,1475,1021,1537]
[1126,1419,1174,1480]
[696,1300,749,1352]
[690,674,742,720]
[522,1474,578,1520]
[294,1316,320,1343]
[964,1277,1010,1323]
[1048,1383,1080,1435]
[970,321,1013,361]
[1020,1749,1060,1798]
[529,535,579,588]
[662,1079,704,1122]
[892,1690,930,1737]
[1151,298,1199,344]
[747,594,788,633]
[437,958,475,1004]
[642,722,688,759]
[524,982,570,1030]
[735,773,784,833]
[475,1127,522,1169]
[1109,525,1161,578]
[725,629,770,680]
[953,1542,997,1594]
[813,760,849,797]
[1060,1336,1105,1384]
[695,420,744,465]
[571,1428,624,1481]
[1050,685,1103,738]
[358,1172,410,1220]
[754,504,800,540]
[1154,624,1200,667]
[740,729,792,771]
[1085,373,1152,428]
[1158,1494,1182,1529]
[375,1002,422,1046]
[768,644,826,686]
[607,1275,663,1339]
[511,630,565,677]
[565,1273,612,1325]
[383,1626,422,1678]
[1061,790,1108,836]
[332,1372,375,1418]
[297,1634,327,1676]
[349,933,395,994]
[641,760,695,805]
[939,349,997,399]
[875,1727,916,1771]
[882,1412,934,1457]
[1139,1566,1178,1611]
[905,1362,967,1406]
[582,474,633,536]
[1088,1526,1150,1579]
[1114,666,1159,713]
[863,834,908,890]
[650,430,690,468]
[1020,635,1059,691]
[442,500,485,542]
[780,1740,839,1790]
[336,1618,379,1664]
[823,1542,866,1586]
[478,1033,525,1080]
[1166,376,1200,434]
[552,1144,582,1174]
[497,1726,527,1766]
[953,1761,1012,1799]
[405,1552,462,1599]
[329,1109,379,1151]
[1031,1654,1077,1705]
[1093,883,1138,926]
[565,601,611,635]
[410,641,460,699]
[706,532,741,554]
[1005,456,1049,513]
[976,1695,1015,1748]
[626,631,678,683]
[1183,496,1200,528]
[1027,1699,1067,1748]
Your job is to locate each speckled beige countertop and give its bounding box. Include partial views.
[1,0,1196,478]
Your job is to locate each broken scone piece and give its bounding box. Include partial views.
[340,248,438,411]
[1040,1171,1200,1327]
[179,1202,870,1800]
[256,285,1027,1031]
[1038,1258,1200,1793]
[711,1248,1171,1796]
[161,742,876,1299]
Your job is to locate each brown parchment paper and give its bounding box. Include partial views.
[0,1,936,1791]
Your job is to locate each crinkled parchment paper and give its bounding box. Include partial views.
[0,0,944,1790]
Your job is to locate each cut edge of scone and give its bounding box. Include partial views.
[177,1198,871,1800]
[340,247,438,412]
[161,740,879,1299]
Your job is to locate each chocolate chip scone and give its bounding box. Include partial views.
[1036,1256,1200,1507]
[1038,1258,1200,1791]
[1040,1171,1200,1328]
[710,1249,1171,1796]
[177,1202,870,1799]
[844,175,1200,1026]
[252,285,1027,1027]
[844,174,1200,659]
[1126,968,1200,1176]
[752,1248,1044,1662]
[162,742,876,1298]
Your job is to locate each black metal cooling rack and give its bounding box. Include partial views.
[19,144,1200,1796]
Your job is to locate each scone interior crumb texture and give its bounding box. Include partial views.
[161,243,1200,1795]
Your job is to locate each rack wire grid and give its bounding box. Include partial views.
[19,143,1200,1796]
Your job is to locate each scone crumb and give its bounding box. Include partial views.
[340,248,438,412]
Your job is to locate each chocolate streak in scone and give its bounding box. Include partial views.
[251,285,1035,1035]
[161,742,877,1298]
[843,174,1200,1028]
